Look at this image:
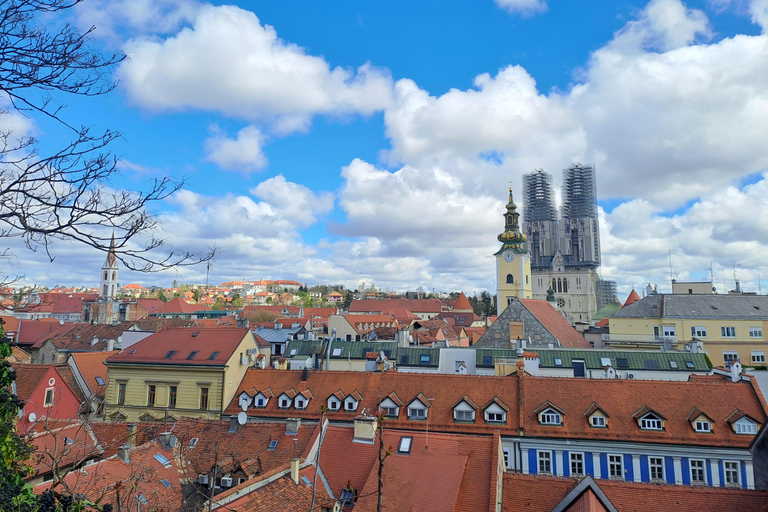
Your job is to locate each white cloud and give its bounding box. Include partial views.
[609,0,711,53]
[204,125,268,172]
[75,0,201,40]
[494,0,547,16]
[119,5,393,133]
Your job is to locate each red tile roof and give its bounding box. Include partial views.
[18,293,98,314]
[453,292,473,312]
[70,351,119,397]
[13,364,52,401]
[42,322,129,351]
[155,296,211,314]
[623,289,641,308]
[28,421,102,477]
[502,473,768,512]
[349,299,443,314]
[520,299,589,348]
[16,319,68,346]
[106,327,251,366]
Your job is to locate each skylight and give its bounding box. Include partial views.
[397,436,413,454]
[187,351,198,360]
[332,348,342,356]
[129,349,136,354]
[554,358,563,366]
[669,361,678,368]
[189,438,198,448]
[154,454,172,468]
[685,361,695,369]
[268,440,278,451]
[617,358,629,368]
[208,351,220,360]
[95,376,104,386]
[165,350,176,359]
[600,357,611,367]
[160,479,172,489]
[290,349,297,356]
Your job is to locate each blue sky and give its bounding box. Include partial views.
[5,0,768,298]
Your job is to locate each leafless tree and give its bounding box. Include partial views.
[0,0,214,273]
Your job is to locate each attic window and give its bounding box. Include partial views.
[669,361,678,369]
[600,357,611,367]
[617,358,629,368]
[129,349,136,354]
[639,413,663,430]
[400,355,409,365]
[644,359,660,370]
[154,454,172,468]
[189,438,198,448]
[95,376,104,386]
[711,305,718,310]
[397,436,413,454]
[554,358,563,366]
[420,354,431,365]
[694,420,711,433]
[734,418,758,434]
[192,331,200,337]
[64,437,73,445]
[208,351,220,360]
[361,347,372,357]
[484,356,492,365]
[332,348,342,356]
[165,351,176,359]
[160,479,172,489]
[539,408,562,425]
[685,361,695,369]
[590,416,606,428]
[187,351,198,360]
[268,440,278,451]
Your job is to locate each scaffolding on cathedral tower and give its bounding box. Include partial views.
[522,168,557,222]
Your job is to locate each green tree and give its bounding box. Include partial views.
[193,289,200,302]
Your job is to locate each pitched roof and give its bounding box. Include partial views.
[452,292,473,312]
[29,421,102,477]
[18,293,97,314]
[218,465,333,512]
[349,299,443,314]
[520,300,589,348]
[155,296,211,314]
[70,351,118,397]
[613,294,768,320]
[623,289,641,307]
[43,322,130,351]
[16,319,68,346]
[502,473,768,512]
[106,327,251,366]
[13,364,52,400]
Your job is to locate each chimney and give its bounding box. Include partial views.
[118,445,130,463]
[158,432,176,450]
[290,458,300,484]
[731,360,743,382]
[126,424,136,447]
[285,417,301,436]
[353,415,378,444]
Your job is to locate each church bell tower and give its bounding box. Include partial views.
[100,233,119,300]
[496,185,532,315]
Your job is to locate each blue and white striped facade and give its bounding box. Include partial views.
[502,438,755,490]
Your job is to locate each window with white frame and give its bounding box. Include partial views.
[749,326,763,339]
[295,397,306,409]
[327,398,341,411]
[608,454,623,479]
[649,457,664,481]
[344,397,358,412]
[454,409,474,422]
[44,388,55,407]
[570,453,584,476]
[690,459,705,483]
[734,417,758,434]
[691,326,707,338]
[694,420,711,432]
[724,461,740,486]
[639,413,663,430]
[503,448,511,469]
[279,396,291,409]
[538,451,552,474]
[379,398,399,418]
[723,351,739,363]
[662,325,676,337]
[485,403,507,424]
[539,408,562,425]
[752,351,766,364]
[407,404,427,420]
[721,326,736,338]
[590,415,606,428]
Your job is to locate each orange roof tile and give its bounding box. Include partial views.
[70,351,118,397]
[623,289,641,308]
[453,292,473,312]
[520,299,589,348]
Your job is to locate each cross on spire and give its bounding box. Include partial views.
[508,180,514,191]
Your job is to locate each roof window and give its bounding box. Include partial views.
[332,348,342,356]
[268,440,278,451]
[644,359,660,370]
[554,358,563,366]
[164,351,176,359]
[189,438,198,448]
[669,361,678,368]
[160,479,172,489]
[420,354,431,364]
[711,305,718,310]
[129,349,136,354]
[685,361,694,369]
[397,436,413,454]
[600,357,611,367]
[187,351,198,360]
[208,351,220,360]
[154,454,172,468]
[484,356,492,365]
[617,358,629,368]
[400,355,409,365]
[95,376,104,386]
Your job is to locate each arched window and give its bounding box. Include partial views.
[112,272,116,280]
[506,274,514,284]
[104,272,107,280]
[557,278,562,293]
[563,278,568,293]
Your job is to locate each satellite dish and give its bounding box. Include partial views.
[237,411,247,426]
[28,412,37,423]
[241,356,248,366]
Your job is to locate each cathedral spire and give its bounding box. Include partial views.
[496,185,528,255]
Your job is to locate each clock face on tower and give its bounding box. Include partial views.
[503,251,514,263]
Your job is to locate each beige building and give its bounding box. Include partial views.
[608,294,768,366]
[103,327,257,422]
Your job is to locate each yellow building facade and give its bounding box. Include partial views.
[104,328,257,422]
[608,294,768,366]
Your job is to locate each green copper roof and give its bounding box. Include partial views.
[495,187,528,255]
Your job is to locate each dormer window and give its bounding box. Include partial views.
[734,417,758,434]
[379,397,401,419]
[295,398,306,409]
[694,420,711,432]
[484,399,508,424]
[407,396,429,421]
[344,393,361,412]
[540,409,562,425]
[279,396,292,409]
[590,415,606,428]
[453,397,477,423]
[640,413,663,430]
[253,393,268,408]
[328,398,340,411]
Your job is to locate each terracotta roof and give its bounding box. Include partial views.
[452,293,473,312]
[13,364,51,401]
[191,316,238,328]
[155,296,211,314]
[136,298,165,313]
[106,327,251,366]
[70,351,118,397]
[29,421,102,477]
[8,345,32,364]
[303,307,339,319]
[519,299,589,348]
[522,376,766,448]
[349,299,443,314]
[16,319,68,346]
[219,465,333,511]
[18,293,97,314]
[88,421,158,458]
[0,315,21,336]
[43,322,130,351]
[227,370,520,436]
[623,289,641,308]
[240,305,302,317]
[502,473,768,512]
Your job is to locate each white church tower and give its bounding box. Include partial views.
[100,233,119,299]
